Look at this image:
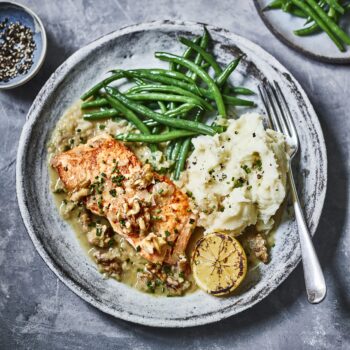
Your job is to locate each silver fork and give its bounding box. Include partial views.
[258,81,326,304]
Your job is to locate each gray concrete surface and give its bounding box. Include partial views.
[0,1,349,349]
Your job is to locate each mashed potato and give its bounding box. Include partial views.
[184,113,288,236]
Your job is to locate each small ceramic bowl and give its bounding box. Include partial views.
[0,1,47,89]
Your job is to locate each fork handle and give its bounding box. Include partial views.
[289,169,327,304]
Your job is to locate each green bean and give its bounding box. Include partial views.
[151,125,162,134]
[328,6,336,19]
[303,0,327,25]
[173,138,191,180]
[223,95,256,107]
[118,69,202,96]
[265,1,308,17]
[181,36,202,71]
[179,36,222,76]
[325,0,344,15]
[263,0,282,10]
[115,69,195,92]
[105,94,157,152]
[155,52,226,116]
[230,86,255,96]
[263,0,309,18]
[146,101,161,110]
[163,105,195,159]
[169,37,200,109]
[143,119,159,127]
[165,41,193,160]
[191,28,210,80]
[115,130,197,143]
[168,36,201,109]
[105,87,216,136]
[305,0,350,44]
[165,103,197,118]
[169,61,177,72]
[121,68,197,85]
[291,0,345,51]
[83,109,120,120]
[152,101,167,134]
[133,77,145,85]
[127,84,213,110]
[126,92,204,107]
[81,71,126,100]
[157,101,167,113]
[114,69,253,107]
[169,36,201,73]
[294,22,320,36]
[153,114,169,139]
[166,141,176,161]
[216,56,244,87]
[105,95,149,134]
[288,7,309,18]
[171,140,182,161]
[211,125,227,133]
[173,109,204,180]
[173,33,210,177]
[81,98,109,109]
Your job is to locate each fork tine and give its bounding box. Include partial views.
[261,83,282,133]
[273,81,298,140]
[269,84,290,136]
[258,84,274,129]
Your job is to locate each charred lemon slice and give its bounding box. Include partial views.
[192,233,247,296]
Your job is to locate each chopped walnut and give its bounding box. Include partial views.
[166,276,179,287]
[249,233,269,263]
[70,188,89,202]
[125,163,154,189]
[115,197,151,236]
[87,224,111,248]
[140,233,167,255]
[153,181,173,197]
[93,249,122,279]
[59,200,76,219]
[78,211,91,233]
[136,262,191,295]
[126,199,141,216]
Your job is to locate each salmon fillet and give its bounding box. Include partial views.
[51,134,197,264]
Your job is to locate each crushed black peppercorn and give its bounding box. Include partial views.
[0,18,36,82]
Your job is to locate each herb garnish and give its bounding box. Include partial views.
[112,174,125,186]
[233,177,245,188]
[109,189,117,197]
[241,165,251,174]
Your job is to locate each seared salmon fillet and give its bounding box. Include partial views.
[51,134,197,264]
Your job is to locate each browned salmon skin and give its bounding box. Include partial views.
[51,134,197,264]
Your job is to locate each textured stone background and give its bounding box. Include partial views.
[0,1,349,349]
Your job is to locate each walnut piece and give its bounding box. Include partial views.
[249,233,269,263]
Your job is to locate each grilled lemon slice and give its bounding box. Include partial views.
[192,233,247,296]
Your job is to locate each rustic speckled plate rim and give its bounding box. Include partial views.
[16,20,327,327]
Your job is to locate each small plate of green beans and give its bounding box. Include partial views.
[254,0,350,64]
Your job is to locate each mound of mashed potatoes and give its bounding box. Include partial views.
[183,113,289,236]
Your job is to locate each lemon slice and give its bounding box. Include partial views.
[192,233,247,296]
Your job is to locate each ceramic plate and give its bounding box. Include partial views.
[254,0,350,64]
[16,20,327,327]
